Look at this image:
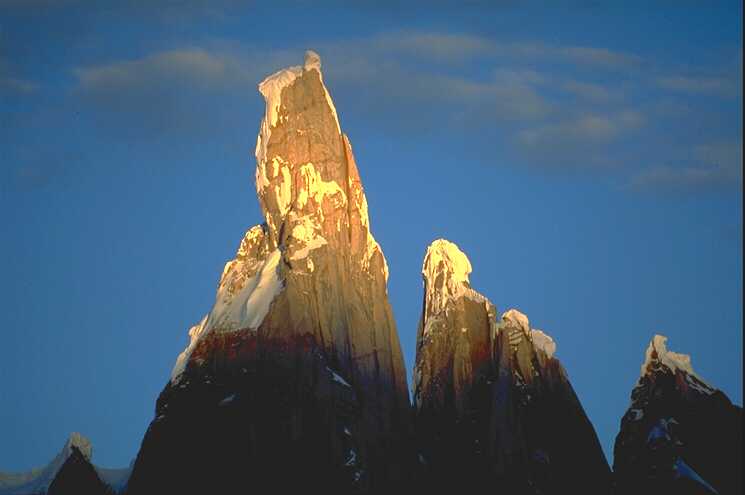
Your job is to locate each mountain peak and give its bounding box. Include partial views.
[422,239,477,315]
[255,50,339,171]
[169,51,394,394]
[64,433,92,461]
[423,239,472,284]
[640,334,714,393]
[303,49,321,72]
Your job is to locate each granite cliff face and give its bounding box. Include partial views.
[613,335,742,495]
[413,239,611,494]
[125,51,411,495]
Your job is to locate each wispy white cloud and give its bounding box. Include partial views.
[369,32,643,70]
[67,31,739,192]
[74,48,260,93]
[517,110,644,147]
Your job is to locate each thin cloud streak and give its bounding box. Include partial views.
[632,141,743,193]
[370,32,643,69]
[656,75,740,98]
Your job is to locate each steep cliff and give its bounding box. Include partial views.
[125,51,411,495]
[413,239,611,494]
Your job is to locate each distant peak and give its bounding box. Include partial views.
[640,335,713,392]
[64,432,93,460]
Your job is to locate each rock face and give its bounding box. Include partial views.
[125,51,411,495]
[0,433,123,495]
[413,239,611,494]
[613,335,742,495]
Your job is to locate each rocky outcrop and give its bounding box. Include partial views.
[0,433,124,495]
[125,51,411,495]
[613,335,742,495]
[413,239,611,494]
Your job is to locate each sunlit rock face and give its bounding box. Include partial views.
[126,51,412,495]
[413,239,611,494]
[613,335,742,495]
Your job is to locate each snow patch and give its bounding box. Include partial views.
[628,408,644,421]
[344,449,357,467]
[255,66,302,168]
[171,249,284,382]
[290,235,328,261]
[531,328,556,358]
[171,315,208,381]
[502,309,530,336]
[327,366,351,387]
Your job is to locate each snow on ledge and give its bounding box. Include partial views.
[171,249,284,382]
[531,328,557,358]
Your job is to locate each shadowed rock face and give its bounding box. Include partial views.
[125,51,411,495]
[613,335,743,495]
[413,239,611,494]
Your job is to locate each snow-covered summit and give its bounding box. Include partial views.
[640,335,714,394]
[303,49,321,71]
[423,239,472,285]
[422,239,480,315]
[255,50,339,168]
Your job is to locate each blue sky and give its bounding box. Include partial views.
[1,1,741,471]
